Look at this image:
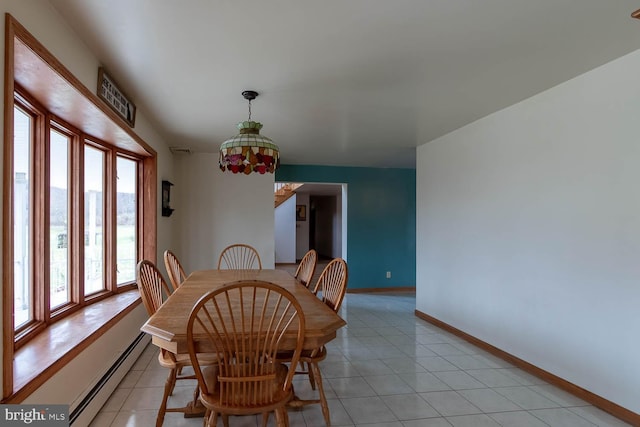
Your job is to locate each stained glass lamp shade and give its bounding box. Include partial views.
[219,91,280,174]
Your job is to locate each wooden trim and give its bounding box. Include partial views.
[141,155,157,263]
[41,113,51,320]
[347,286,415,294]
[106,150,116,291]
[3,12,16,398]
[72,129,84,306]
[8,16,155,157]
[414,309,640,426]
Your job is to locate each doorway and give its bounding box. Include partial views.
[309,195,337,260]
[274,182,347,263]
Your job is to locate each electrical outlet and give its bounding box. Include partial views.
[386,271,391,279]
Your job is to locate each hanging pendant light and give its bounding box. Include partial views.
[219,90,280,174]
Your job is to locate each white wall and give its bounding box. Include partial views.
[23,310,149,406]
[416,49,640,413]
[0,0,175,407]
[275,195,296,263]
[174,153,275,271]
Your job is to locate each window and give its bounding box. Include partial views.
[116,156,137,285]
[84,145,106,295]
[49,128,71,310]
[10,91,143,346]
[4,16,157,400]
[13,106,32,330]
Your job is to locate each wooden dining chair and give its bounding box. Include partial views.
[163,249,187,292]
[312,257,348,312]
[217,243,262,270]
[187,280,305,427]
[136,260,217,427]
[294,249,317,288]
[287,257,348,426]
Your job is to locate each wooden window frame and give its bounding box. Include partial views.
[114,152,142,288]
[3,14,157,400]
[47,119,78,319]
[83,138,111,302]
[11,89,144,350]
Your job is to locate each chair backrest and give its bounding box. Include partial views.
[217,244,262,270]
[187,281,305,407]
[136,260,173,316]
[312,258,348,312]
[164,249,187,292]
[294,249,317,288]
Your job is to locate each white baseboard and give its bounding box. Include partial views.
[70,333,151,426]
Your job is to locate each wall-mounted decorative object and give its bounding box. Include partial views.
[219,90,280,174]
[296,204,306,221]
[162,180,174,217]
[97,67,136,127]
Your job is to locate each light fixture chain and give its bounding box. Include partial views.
[248,99,252,121]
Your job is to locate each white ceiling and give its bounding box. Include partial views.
[48,0,640,169]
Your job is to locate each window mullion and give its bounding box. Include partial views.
[39,114,51,323]
[71,133,83,306]
[136,161,144,272]
[105,150,117,292]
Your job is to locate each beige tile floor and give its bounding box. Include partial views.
[89,291,631,427]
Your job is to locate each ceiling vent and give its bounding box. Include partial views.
[169,147,192,154]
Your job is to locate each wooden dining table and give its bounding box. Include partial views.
[141,268,347,358]
[140,268,347,418]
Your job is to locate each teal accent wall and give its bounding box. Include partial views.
[276,165,416,290]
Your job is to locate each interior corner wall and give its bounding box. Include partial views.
[0,0,175,407]
[174,153,275,272]
[416,49,640,413]
[274,195,296,263]
[276,165,416,289]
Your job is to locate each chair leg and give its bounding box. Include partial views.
[168,367,178,396]
[310,362,330,426]
[156,368,177,427]
[306,361,317,390]
[222,413,229,427]
[261,412,269,427]
[191,383,200,406]
[274,407,289,427]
